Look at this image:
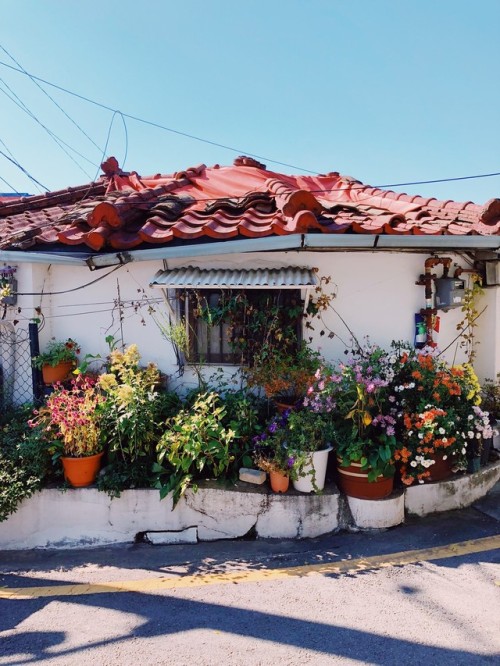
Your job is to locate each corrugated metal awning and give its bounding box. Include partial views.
[150,266,318,289]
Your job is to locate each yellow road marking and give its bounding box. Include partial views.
[1,534,499,600]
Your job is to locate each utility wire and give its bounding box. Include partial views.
[15,264,123,296]
[0,147,48,191]
[0,77,95,177]
[0,59,499,189]
[0,43,103,153]
[0,59,319,174]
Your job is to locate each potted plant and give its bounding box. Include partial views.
[32,338,80,385]
[254,408,333,493]
[286,409,334,493]
[29,376,105,487]
[388,343,487,485]
[306,343,397,499]
[245,343,322,410]
[252,412,297,493]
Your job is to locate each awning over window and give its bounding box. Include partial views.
[150,266,318,289]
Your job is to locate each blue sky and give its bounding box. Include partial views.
[1,1,499,204]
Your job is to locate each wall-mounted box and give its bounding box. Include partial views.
[485,261,500,286]
[435,277,465,310]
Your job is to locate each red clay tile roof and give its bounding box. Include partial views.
[0,156,499,252]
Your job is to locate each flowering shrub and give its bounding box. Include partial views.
[97,344,164,464]
[29,376,103,457]
[389,343,492,485]
[305,342,397,481]
[245,344,322,403]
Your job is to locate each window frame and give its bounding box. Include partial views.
[180,287,305,366]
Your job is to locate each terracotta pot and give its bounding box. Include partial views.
[41,361,74,385]
[426,452,453,482]
[336,458,394,499]
[269,470,289,493]
[274,401,298,414]
[61,451,104,488]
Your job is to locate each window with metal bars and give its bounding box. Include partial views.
[180,288,303,365]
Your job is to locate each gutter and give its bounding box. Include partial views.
[1,233,498,269]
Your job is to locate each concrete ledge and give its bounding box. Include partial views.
[1,462,499,549]
[405,459,500,517]
[347,490,405,529]
[0,481,342,550]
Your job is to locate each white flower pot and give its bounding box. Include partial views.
[293,445,332,493]
[493,420,500,452]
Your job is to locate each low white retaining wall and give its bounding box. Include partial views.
[0,461,499,550]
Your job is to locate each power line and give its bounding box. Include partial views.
[0,147,48,191]
[0,43,103,154]
[2,58,500,194]
[14,264,123,296]
[0,77,96,178]
[0,59,318,174]
[1,60,499,191]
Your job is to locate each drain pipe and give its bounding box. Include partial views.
[416,256,452,347]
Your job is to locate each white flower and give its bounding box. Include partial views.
[418,479,424,484]
[468,414,474,421]
[408,430,413,436]
[442,455,448,460]
[468,431,474,439]
[462,448,466,454]
[418,433,424,439]
[442,437,447,443]
[476,432,482,439]
[410,461,417,467]
[438,428,445,435]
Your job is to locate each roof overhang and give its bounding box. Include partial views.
[1,233,498,269]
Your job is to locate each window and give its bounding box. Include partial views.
[180,288,304,365]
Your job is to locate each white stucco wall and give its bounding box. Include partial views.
[2,249,499,395]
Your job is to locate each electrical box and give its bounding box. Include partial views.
[485,261,500,286]
[435,277,465,310]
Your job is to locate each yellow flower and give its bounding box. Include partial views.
[116,384,134,404]
[123,344,140,367]
[98,373,118,390]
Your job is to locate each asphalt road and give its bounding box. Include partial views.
[0,488,499,666]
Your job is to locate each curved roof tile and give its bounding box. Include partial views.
[0,156,499,252]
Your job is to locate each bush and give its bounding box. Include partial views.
[0,405,54,522]
[154,391,237,505]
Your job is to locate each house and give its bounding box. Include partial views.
[0,155,499,405]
